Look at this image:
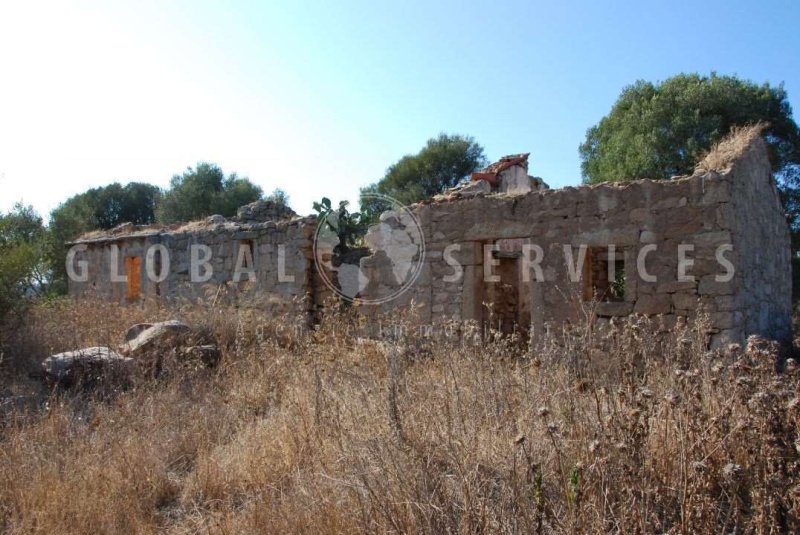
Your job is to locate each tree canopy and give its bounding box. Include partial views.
[265,188,290,206]
[579,73,800,186]
[361,133,487,212]
[155,163,263,224]
[0,204,48,320]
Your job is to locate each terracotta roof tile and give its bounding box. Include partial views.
[470,153,529,184]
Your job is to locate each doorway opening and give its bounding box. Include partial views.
[125,256,141,301]
[482,244,529,337]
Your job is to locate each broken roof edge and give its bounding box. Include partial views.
[68,215,317,246]
[424,130,770,209]
[695,123,768,175]
[470,153,530,185]
[68,130,768,245]
[413,166,733,210]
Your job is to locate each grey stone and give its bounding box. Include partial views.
[596,302,634,317]
[693,231,732,248]
[711,311,736,330]
[42,346,133,386]
[698,275,734,296]
[498,166,532,195]
[121,320,192,355]
[124,323,154,342]
[657,280,697,293]
[234,200,296,223]
[459,179,491,196]
[639,230,657,243]
[634,294,672,315]
[672,293,699,311]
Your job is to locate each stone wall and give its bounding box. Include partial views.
[728,137,792,342]
[68,135,791,347]
[68,217,318,316]
[234,199,297,224]
[359,136,792,347]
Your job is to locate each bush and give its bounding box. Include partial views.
[0,204,47,322]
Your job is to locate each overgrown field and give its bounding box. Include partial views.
[1,299,799,533]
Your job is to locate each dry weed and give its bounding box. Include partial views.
[0,299,798,533]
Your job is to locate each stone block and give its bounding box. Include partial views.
[639,230,657,243]
[630,208,652,223]
[572,228,639,247]
[597,193,618,212]
[656,280,697,293]
[692,231,732,248]
[657,208,707,238]
[698,275,734,296]
[716,204,732,229]
[672,292,699,310]
[701,175,731,204]
[634,294,672,315]
[498,166,532,195]
[710,311,736,330]
[714,295,736,311]
[652,196,688,210]
[596,302,633,317]
[446,242,482,266]
[655,314,678,333]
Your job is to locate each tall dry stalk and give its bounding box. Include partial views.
[0,298,798,533]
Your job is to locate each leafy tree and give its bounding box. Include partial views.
[0,204,48,320]
[92,182,161,229]
[155,163,262,224]
[361,133,487,213]
[580,74,800,184]
[48,181,161,241]
[266,188,290,206]
[48,182,161,293]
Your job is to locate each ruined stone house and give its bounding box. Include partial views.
[68,131,792,347]
[67,200,322,313]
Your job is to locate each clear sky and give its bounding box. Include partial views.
[1,0,799,219]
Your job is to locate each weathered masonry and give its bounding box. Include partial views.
[69,131,792,347]
[67,202,326,314]
[358,132,791,347]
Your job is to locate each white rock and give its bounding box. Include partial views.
[121,320,191,354]
[498,166,532,194]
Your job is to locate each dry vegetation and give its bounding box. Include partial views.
[1,298,799,534]
[695,122,768,174]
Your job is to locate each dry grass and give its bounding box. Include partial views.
[1,299,799,533]
[695,122,768,174]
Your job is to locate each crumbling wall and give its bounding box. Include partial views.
[359,135,792,347]
[234,199,297,224]
[68,217,318,315]
[727,137,792,343]
[67,135,791,347]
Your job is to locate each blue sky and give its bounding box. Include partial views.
[1,0,799,218]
